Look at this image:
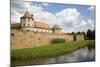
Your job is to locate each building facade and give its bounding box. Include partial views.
[20,10,62,34]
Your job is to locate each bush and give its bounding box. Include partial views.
[50,38,65,44]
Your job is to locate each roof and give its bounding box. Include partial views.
[34,21,51,29]
[21,10,33,19]
[24,10,31,17]
[11,23,21,29]
[52,24,61,30]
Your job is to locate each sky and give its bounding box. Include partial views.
[11,0,95,33]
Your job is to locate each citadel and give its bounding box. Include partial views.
[11,10,84,48]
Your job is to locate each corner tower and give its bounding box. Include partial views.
[52,24,61,34]
[20,10,34,31]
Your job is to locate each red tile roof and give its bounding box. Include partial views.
[34,21,50,29]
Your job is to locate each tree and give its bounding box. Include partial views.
[86,29,95,40]
[76,32,81,34]
[71,32,75,35]
[92,30,95,39]
[86,29,92,39]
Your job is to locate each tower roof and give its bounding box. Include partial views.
[24,10,31,18]
[21,10,33,19]
[52,24,61,30]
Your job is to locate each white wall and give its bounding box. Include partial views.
[22,27,52,33]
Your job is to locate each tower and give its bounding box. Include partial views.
[20,10,34,31]
[52,24,61,34]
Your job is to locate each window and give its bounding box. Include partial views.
[11,33,14,37]
[28,19,30,22]
[23,19,25,22]
[23,23,25,26]
[28,24,30,27]
[27,29,29,31]
[26,18,28,21]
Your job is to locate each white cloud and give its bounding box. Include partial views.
[55,8,95,33]
[11,1,44,23]
[11,1,57,26]
[11,1,95,32]
[88,5,95,22]
[88,6,95,11]
[11,1,25,23]
[42,3,49,6]
[56,8,80,22]
[34,11,58,26]
[24,2,44,13]
[75,19,95,32]
[55,8,81,32]
[11,11,22,23]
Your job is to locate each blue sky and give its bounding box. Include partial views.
[11,1,95,33]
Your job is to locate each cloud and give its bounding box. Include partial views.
[56,8,80,22]
[74,19,95,32]
[11,1,44,23]
[34,11,58,26]
[11,1,95,32]
[88,6,95,11]
[55,8,95,32]
[61,19,95,33]
[88,6,95,22]
[11,1,25,23]
[42,3,49,6]
[55,8,81,32]
[11,1,57,26]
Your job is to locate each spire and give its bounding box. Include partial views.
[20,9,34,20]
[24,9,31,18]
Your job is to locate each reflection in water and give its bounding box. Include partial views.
[12,47,95,66]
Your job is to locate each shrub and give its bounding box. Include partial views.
[50,38,65,44]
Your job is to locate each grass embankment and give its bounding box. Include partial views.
[11,40,95,60]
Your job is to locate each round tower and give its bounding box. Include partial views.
[20,10,34,31]
[52,24,61,34]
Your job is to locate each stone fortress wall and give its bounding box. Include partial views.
[11,30,84,49]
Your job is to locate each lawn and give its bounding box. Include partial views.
[11,40,95,60]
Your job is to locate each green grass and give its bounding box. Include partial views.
[11,40,95,60]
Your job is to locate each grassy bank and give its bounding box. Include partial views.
[11,40,95,60]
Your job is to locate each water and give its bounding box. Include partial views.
[12,47,95,66]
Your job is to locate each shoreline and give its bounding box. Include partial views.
[11,40,95,60]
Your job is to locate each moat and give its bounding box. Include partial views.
[12,47,95,66]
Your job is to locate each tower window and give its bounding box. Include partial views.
[28,24,30,27]
[23,23,25,26]
[27,29,29,31]
[28,19,30,22]
[23,19,25,22]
